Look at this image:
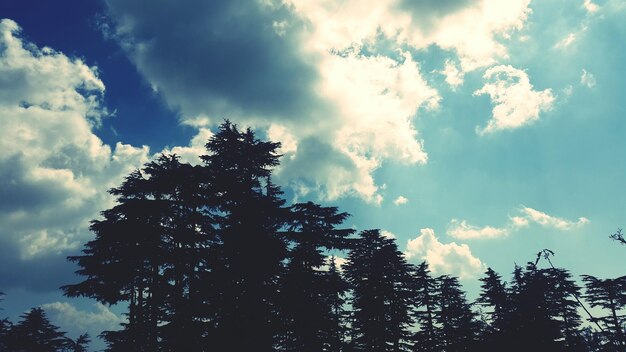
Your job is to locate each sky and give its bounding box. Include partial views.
[1,0,625,348]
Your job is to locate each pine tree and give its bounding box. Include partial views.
[67,333,91,352]
[476,267,509,350]
[320,257,350,352]
[543,268,585,351]
[201,121,289,351]
[581,274,626,351]
[279,202,354,351]
[6,308,71,352]
[435,275,478,352]
[345,230,414,351]
[506,263,564,352]
[63,154,211,351]
[410,262,439,352]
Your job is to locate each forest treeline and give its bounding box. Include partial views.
[1,121,625,352]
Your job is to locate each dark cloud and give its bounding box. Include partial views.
[397,0,473,17]
[395,0,475,32]
[0,155,58,213]
[276,137,372,201]
[104,0,321,121]
[0,244,80,292]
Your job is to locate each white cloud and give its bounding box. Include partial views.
[381,230,397,239]
[323,256,348,271]
[447,219,508,239]
[288,0,532,71]
[274,51,438,203]
[518,207,589,230]
[405,228,485,279]
[102,0,533,203]
[448,207,589,241]
[581,69,597,88]
[474,65,555,134]
[162,128,213,165]
[42,302,124,336]
[441,59,464,88]
[509,215,530,228]
[393,196,409,206]
[0,19,150,259]
[555,32,577,49]
[562,85,574,97]
[583,0,599,14]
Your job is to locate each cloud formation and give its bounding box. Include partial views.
[581,69,597,88]
[515,207,590,230]
[447,219,508,239]
[474,65,555,134]
[393,196,409,206]
[0,19,150,260]
[583,0,599,14]
[42,302,124,339]
[405,228,485,279]
[101,0,534,202]
[447,206,590,240]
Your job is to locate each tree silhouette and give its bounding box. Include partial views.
[278,202,354,351]
[410,262,440,352]
[5,308,71,352]
[321,256,351,352]
[435,275,478,352]
[67,333,90,352]
[610,229,626,246]
[582,274,626,351]
[345,230,414,351]
[52,120,626,351]
[200,121,289,351]
[476,267,509,350]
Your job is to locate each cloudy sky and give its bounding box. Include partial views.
[1,0,625,346]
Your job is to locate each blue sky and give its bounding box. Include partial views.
[1,0,625,347]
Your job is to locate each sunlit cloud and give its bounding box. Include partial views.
[405,228,485,279]
[474,65,555,134]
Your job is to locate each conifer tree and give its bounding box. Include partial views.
[476,267,509,350]
[6,308,71,352]
[320,257,350,352]
[543,268,585,351]
[279,202,353,351]
[63,154,211,351]
[507,263,566,351]
[582,274,626,351]
[200,121,289,351]
[345,230,414,352]
[410,262,440,352]
[435,275,478,352]
[67,333,90,352]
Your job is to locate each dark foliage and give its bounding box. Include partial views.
[1,120,616,351]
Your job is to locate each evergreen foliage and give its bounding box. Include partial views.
[0,120,617,351]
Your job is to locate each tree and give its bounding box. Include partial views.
[345,230,414,351]
[610,229,626,246]
[5,308,71,352]
[476,267,509,350]
[505,262,586,352]
[410,262,439,352]
[0,292,10,351]
[582,274,626,351]
[67,333,90,352]
[200,121,289,351]
[435,275,478,352]
[278,202,354,351]
[543,268,585,351]
[320,257,351,352]
[63,154,211,351]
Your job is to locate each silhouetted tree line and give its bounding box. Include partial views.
[0,295,90,352]
[2,121,625,351]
